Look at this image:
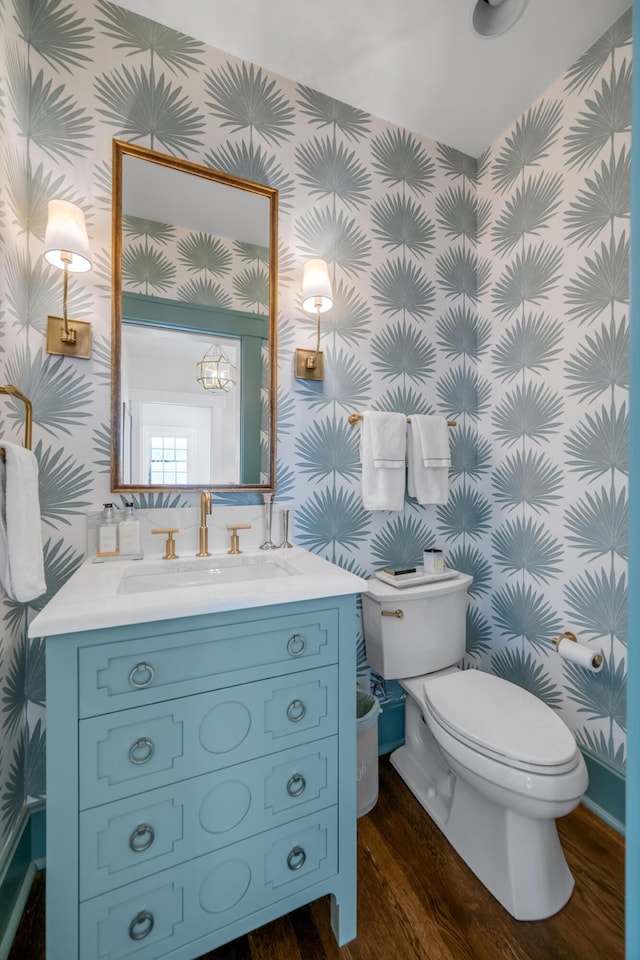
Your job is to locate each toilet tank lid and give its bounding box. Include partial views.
[364,571,473,602]
[425,670,577,768]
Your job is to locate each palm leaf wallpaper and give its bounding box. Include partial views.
[0,0,631,856]
[477,10,630,776]
[122,218,269,311]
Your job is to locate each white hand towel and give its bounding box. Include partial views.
[0,443,46,602]
[407,415,450,505]
[361,411,406,511]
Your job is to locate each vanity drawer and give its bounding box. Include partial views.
[79,666,338,809]
[78,607,338,718]
[79,736,338,899]
[79,808,337,960]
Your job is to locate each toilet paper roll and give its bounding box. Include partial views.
[557,637,603,672]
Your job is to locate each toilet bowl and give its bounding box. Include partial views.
[362,573,588,921]
[419,670,587,817]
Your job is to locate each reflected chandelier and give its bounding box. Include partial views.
[196,344,236,392]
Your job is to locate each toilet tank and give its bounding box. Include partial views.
[362,573,473,679]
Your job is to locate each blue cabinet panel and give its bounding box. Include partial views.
[79,808,337,960]
[79,666,338,809]
[44,596,358,960]
[79,609,338,718]
[79,736,338,899]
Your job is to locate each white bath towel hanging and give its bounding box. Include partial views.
[0,443,46,602]
[407,415,450,505]
[360,411,406,511]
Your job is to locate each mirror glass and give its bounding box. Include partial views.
[111,141,278,492]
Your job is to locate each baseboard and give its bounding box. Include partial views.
[0,804,45,960]
[580,748,626,835]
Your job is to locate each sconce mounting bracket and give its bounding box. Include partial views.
[295,348,324,381]
[46,315,92,360]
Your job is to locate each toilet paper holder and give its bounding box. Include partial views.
[552,631,603,669]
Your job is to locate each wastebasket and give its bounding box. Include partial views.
[356,691,382,817]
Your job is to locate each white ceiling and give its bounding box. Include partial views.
[116,0,631,157]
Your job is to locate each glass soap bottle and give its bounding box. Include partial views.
[97,503,119,557]
[119,501,141,556]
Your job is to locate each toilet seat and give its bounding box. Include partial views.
[405,670,579,775]
[402,670,587,810]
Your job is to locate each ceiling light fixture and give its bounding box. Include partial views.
[471,0,528,38]
[196,344,236,392]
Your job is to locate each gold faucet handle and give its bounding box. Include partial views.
[227,524,252,555]
[152,528,179,560]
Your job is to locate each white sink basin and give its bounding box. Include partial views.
[28,544,368,637]
[118,554,303,594]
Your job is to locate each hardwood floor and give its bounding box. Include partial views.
[9,758,624,960]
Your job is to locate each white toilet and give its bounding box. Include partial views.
[362,572,588,921]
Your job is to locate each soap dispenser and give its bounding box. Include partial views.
[97,503,119,557]
[119,502,142,556]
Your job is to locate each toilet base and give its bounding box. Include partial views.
[391,698,576,921]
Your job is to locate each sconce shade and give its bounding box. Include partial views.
[44,199,92,272]
[197,344,236,392]
[301,259,333,313]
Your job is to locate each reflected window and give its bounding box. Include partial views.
[123,321,243,486]
[148,434,189,485]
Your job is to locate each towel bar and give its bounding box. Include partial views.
[347,413,456,427]
[0,385,33,458]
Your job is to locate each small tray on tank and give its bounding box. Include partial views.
[374,568,460,589]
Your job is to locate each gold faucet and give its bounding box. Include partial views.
[197,491,211,557]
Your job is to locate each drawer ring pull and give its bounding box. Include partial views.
[287,846,306,871]
[129,823,155,853]
[286,699,306,723]
[286,773,306,798]
[128,738,155,765]
[129,662,155,688]
[287,634,306,657]
[129,910,154,941]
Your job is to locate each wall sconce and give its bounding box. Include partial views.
[43,199,93,359]
[196,343,236,391]
[295,258,333,381]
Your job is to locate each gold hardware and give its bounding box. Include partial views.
[227,524,252,554]
[348,413,456,427]
[381,609,404,619]
[0,385,33,460]
[295,348,325,381]
[152,528,179,560]
[46,315,92,359]
[552,630,603,669]
[197,491,212,557]
[296,261,332,382]
[44,202,93,359]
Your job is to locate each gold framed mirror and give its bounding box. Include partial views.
[110,140,278,493]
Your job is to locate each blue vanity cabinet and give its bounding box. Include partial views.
[44,595,358,960]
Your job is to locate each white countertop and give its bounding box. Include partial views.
[28,547,367,638]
